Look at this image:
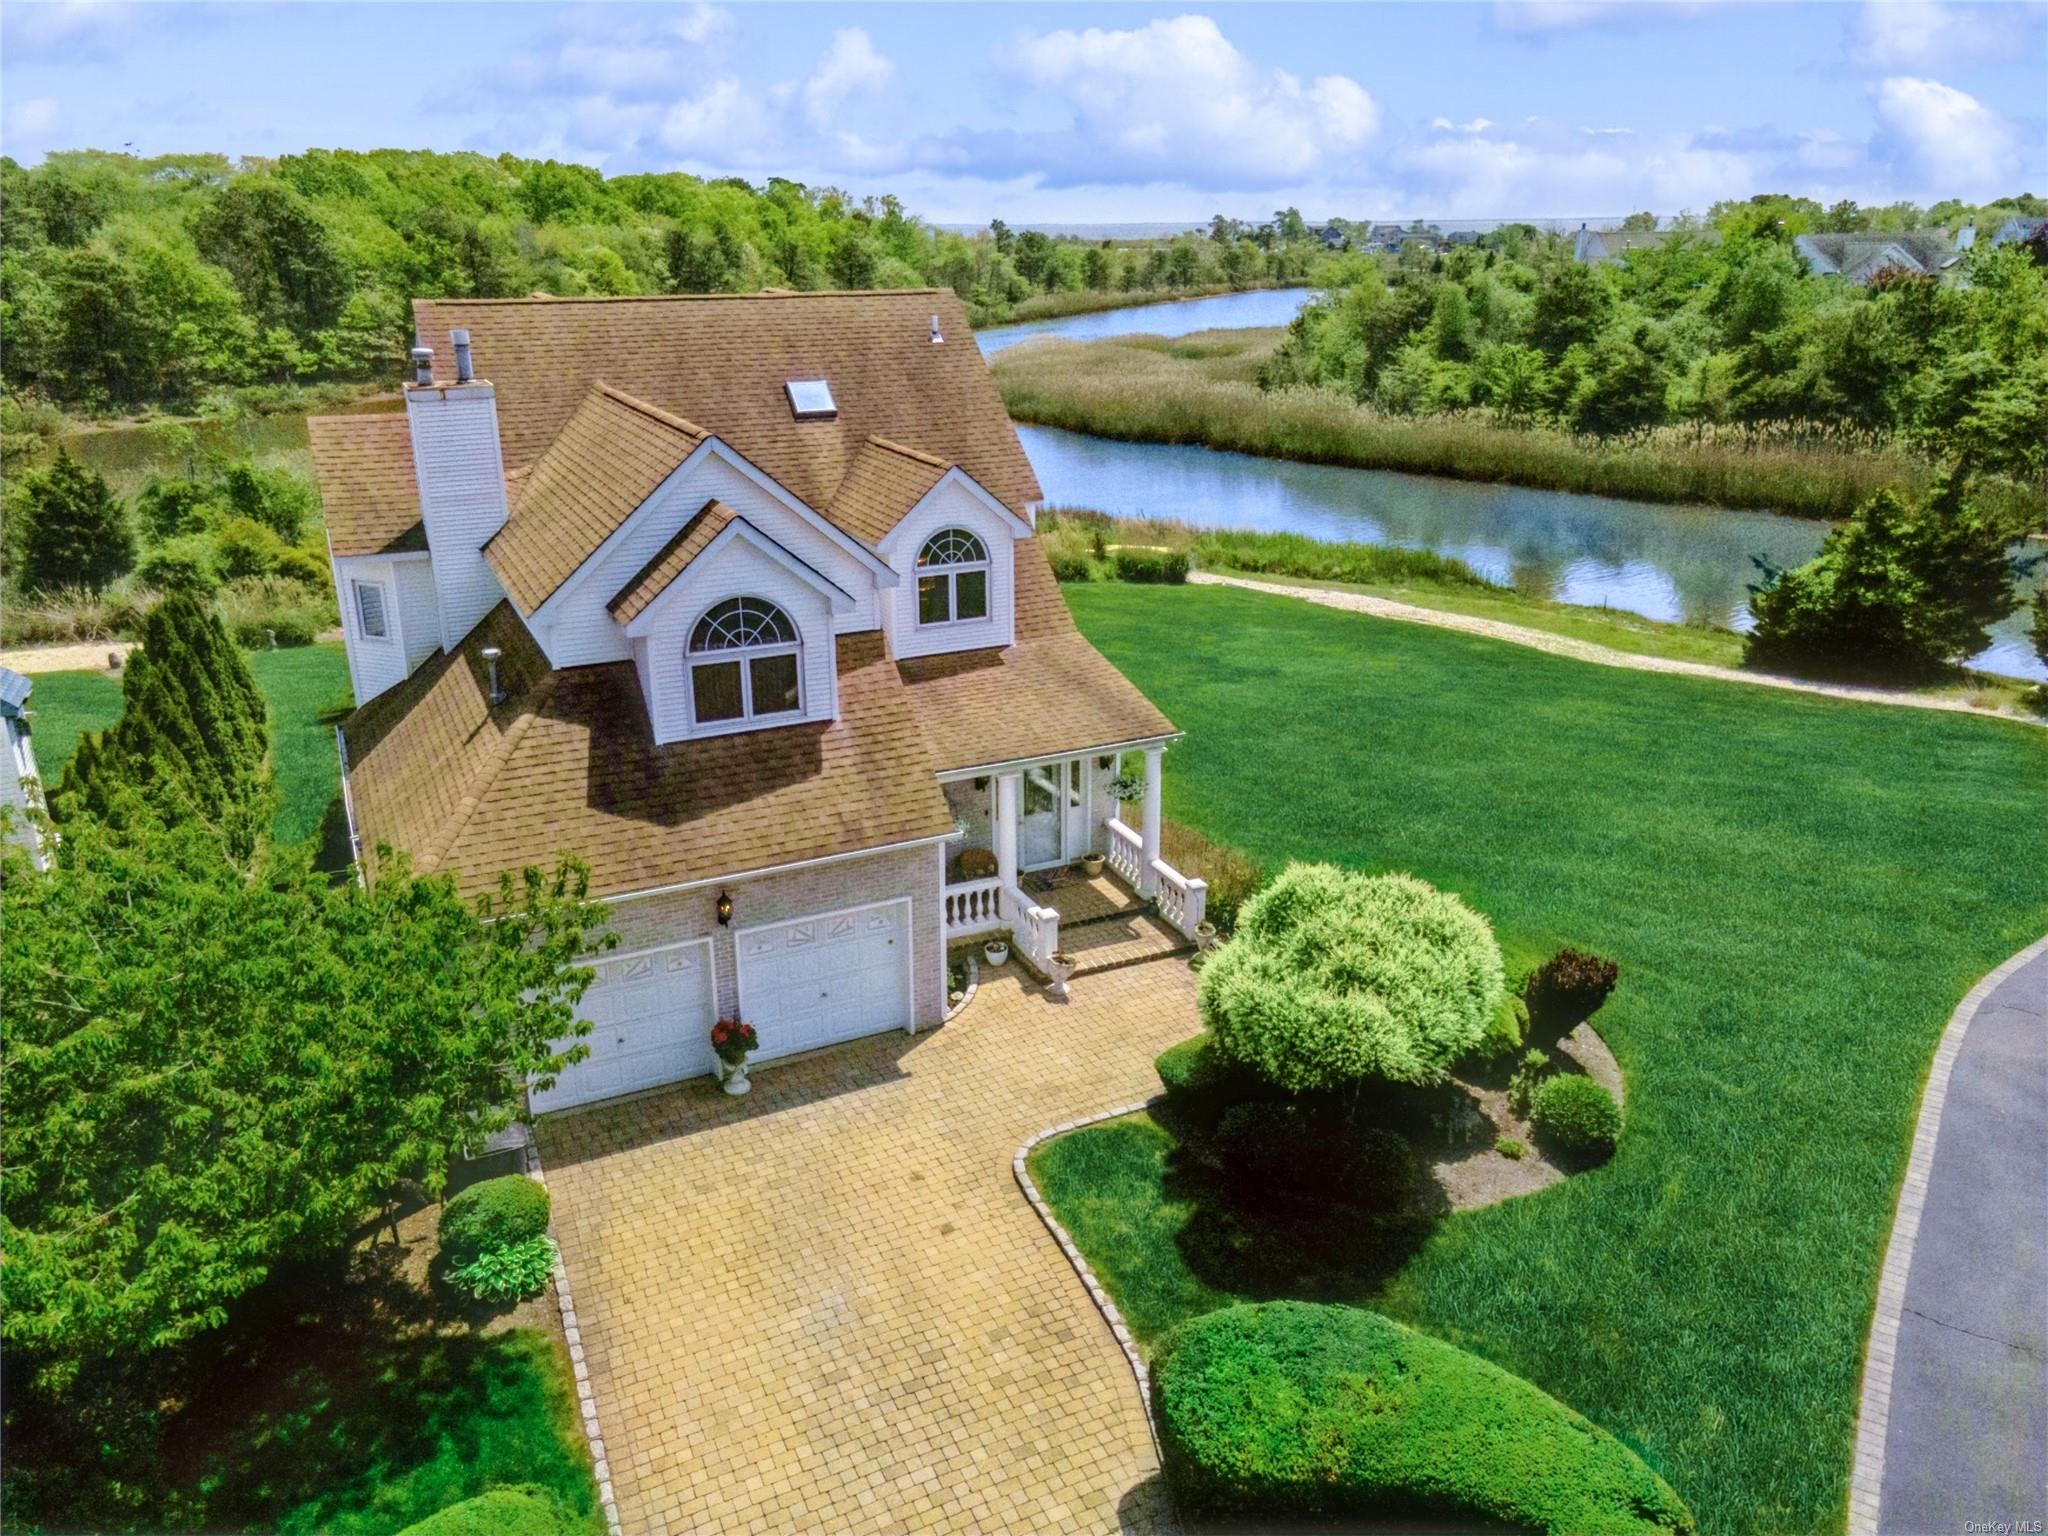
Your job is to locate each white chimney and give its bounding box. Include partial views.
[406,348,510,651]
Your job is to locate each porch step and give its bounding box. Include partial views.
[1061,902,1152,933]
[1063,910,1197,977]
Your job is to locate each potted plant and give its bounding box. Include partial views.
[1194,918,1218,950]
[710,1019,759,1097]
[1107,773,1144,805]
[1048,949,1075,1000]
[1077,852,1106,879]
[983,936,1009,967]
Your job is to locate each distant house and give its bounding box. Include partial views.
[1,667,48,870]
[1572,224,1674,264]
[1987,215,2048,249]
[1446,230,1482,247]
[1315,224,1348,250]
[1794,229,1970,285]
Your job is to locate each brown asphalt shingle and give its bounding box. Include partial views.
[308,413,424,557]
[827,436,952,546]
[483,384,707,614]
[345,610,950,902]
[897,540,1177,772]
[412,290,1039,513]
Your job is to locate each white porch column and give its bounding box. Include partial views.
[1139,746,1164,895]
[995,771,1021,892]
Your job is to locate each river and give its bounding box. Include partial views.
[978,287,2043,682]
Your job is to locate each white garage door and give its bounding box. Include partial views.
[736,899,914,1063]
[529,940,716,1113]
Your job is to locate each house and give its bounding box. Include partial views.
[1573,223,1666,264]
[1315,224,1348,250]
[1794,229,1969,285]
[0,667,49,870]
[1988,215,2048,250]
[310,290,1204,1113]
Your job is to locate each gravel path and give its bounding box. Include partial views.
[0,640,134,675]
[1188,572,2038,724]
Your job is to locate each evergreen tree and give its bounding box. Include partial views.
[15,452,131,592]
[53,592,273,853]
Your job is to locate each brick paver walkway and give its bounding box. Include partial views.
[536,958,1202,1536]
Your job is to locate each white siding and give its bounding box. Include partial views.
[539,450,881,670]
[407,383,510,651]
[635,536,837,745]
[335,556,409,705]
[394,557,441,672]
[880,478,1017,660]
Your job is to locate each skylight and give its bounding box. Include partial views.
[785,378,837,420]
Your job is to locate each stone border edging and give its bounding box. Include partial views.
[1014,1100,1164,1461]
[525,1138,625,1536]
[1846,932,2048,1535]
[944,950,980,1022]
[1190,571,2045,727]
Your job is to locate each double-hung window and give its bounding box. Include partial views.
[688,597,802,726]
[353,579,390,640]
[915,529,989,626]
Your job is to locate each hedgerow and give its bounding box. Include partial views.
[396,1485,574,1536]
[1152,1301,1694,1534]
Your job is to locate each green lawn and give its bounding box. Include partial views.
[25,643,351,845]
[1053,581,2048,1536]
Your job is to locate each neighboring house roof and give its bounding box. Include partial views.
[606,498,741,623]
[343,606,951,901]
[896,540,1177,773]
[412,289,1042,514]
[482,383,709,613]
[0,667,31,719]
[1797,230,1958,281]
[826,436,952,546]
[308,414,427,556]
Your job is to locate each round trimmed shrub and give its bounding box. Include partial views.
[1215,1103,1418,1211]
[1198,864,1505,1093]
[1152,1301,1694,1534]
[1528,1073,1623,1159]
[1154,1033,1264,1132]
[438,1175,551,1269]
[396,1485,572,1536]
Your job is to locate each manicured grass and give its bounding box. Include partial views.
[1051,581,2048,1536]
[23,644,350,845]
[994,328,2037,524]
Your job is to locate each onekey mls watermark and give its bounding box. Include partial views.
[1963,1521,2045,1534]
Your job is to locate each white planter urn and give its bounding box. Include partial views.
[983,938,1009,967]
[1048,952,1075,1000]
[719,1055,752,1096]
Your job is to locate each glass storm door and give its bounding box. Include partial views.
[1021,766,1064,869]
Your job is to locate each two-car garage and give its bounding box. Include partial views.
[528,898,917,1114]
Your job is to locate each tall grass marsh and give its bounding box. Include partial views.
[992,329,2036,525]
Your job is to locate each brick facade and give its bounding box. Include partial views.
[603,839,947,1034]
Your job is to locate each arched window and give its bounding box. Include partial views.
[916,528,990,626]
[688,596,801,725]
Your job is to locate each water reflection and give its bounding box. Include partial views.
[975,288,1315,354]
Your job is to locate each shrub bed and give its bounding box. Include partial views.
[1213,1103,1417,1212]
[1528,1073,1623,1161]
[1153,1034,1264,1133]
[1152,1301,1694,1533]
[439,1176,551,1270]
[1110,548,1189,584]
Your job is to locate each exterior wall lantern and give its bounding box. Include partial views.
[715,890,733,926]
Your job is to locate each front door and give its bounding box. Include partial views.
[1021,765,1064,869]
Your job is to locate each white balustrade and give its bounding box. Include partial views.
[1105,818,1143,888]
[943,877,1004,939]
[1001,884,1062,972]
[1151,859,1209,939]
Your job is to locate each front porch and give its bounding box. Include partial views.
[938,744,1208,980]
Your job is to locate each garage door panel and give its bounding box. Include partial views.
[530,941,715,1113]
[738,899,913,1064]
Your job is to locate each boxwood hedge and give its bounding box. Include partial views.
[438,1175,551,1269]
[1152,1301,1694,1534]
[395,1485,572,1536]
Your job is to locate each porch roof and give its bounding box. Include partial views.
[897,540,1178,773]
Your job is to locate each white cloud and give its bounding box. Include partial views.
[1393,115,1765,217]
[1849,1,2029,69]
[802,29,894,130]
[1492,2,1720,36]
[659,77,774,157]
[0,0,145,60]
[4,97,62,143]
[1871,75,2019,192]
[987,15,1379,187]
[671,3,732,47]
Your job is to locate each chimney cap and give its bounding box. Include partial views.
[409,345,435,386]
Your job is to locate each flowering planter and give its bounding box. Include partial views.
[984,939,1009,967]
[1048,951,1075,1000]
[718,1055,753,1096]
[710,1018,758,1099]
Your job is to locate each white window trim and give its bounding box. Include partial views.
[915,529,992,628]
[686,597,805,732]
[352,578,393,642]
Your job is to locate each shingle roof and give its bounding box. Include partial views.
[607,499,740,623]
[308,413,426,557]
[826,436,953,546]
[896,540,1177,772]
[1800,230,1958,279]
[482,383,708,614]
[412,289,1040,514]
[0,666,32,718]
[344,608,951,901]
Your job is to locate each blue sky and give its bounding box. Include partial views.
[3,1,2043,221]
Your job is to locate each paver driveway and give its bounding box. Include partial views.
[536,957,1202,1536]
